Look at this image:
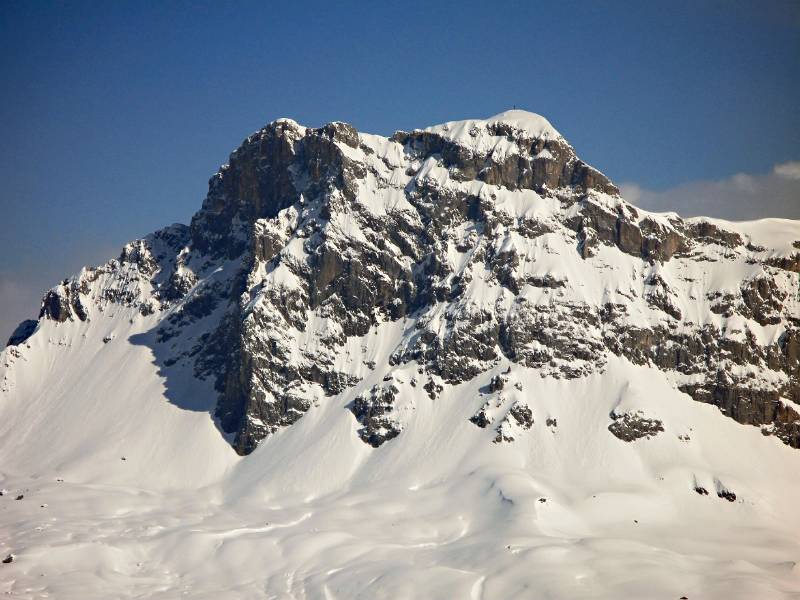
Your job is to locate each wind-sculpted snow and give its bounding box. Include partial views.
[2,111,800,598]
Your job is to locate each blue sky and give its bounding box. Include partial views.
[1,0,799,340]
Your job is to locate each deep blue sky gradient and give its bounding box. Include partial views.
[1,0,799,339]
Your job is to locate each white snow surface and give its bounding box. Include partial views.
[425,109,562,141]
[1,112,800,598]
[420,110,562,162]
[3,308,800,598]
[0,284,800,599]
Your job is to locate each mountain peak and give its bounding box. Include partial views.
[2,110,800,598]
[12,110,799,456]
[423,109,561,143]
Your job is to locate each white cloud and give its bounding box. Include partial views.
[620,161,800,221]
[773,161,800,180]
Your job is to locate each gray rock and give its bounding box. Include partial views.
[21,113,800,457]
[608,411,664,442]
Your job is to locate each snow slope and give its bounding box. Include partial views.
[2,111,800,599]
[3,328,800,599]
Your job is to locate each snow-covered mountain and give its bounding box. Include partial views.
[2,110,800,599]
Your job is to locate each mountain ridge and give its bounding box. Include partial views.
[2,110,800,598]
[7,110,798,454]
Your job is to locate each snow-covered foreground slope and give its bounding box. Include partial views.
[2,111,800,598]
[3,327,800,598]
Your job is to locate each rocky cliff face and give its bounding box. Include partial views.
[8,110,800,455]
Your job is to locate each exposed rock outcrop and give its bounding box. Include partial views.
[608,411,664,442]
[350,382,403,447]
[10,110,799,455]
